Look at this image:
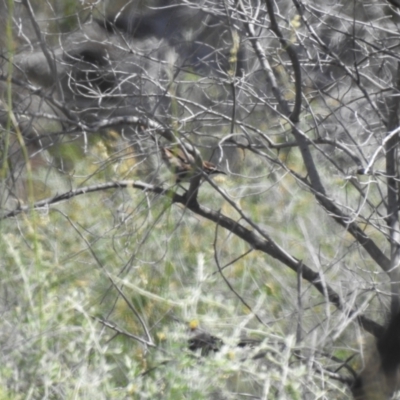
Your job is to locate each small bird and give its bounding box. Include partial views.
[188,332,223,356]
[161,145,226,183]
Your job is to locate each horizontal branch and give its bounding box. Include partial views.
[1,180,174,220]
[2,180,383,337]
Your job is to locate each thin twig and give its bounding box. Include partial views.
[95,317,156,348]
[296,261,303,344]
[213,216,267,327]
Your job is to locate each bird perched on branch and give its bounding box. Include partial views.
[161,145,226,183]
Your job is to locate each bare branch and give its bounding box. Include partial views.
[2,179,383,337]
